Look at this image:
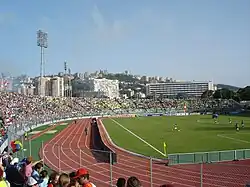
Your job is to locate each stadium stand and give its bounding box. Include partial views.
[0,91,245,187]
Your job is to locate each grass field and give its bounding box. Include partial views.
[102,115,250,158]
[15,121,71,167]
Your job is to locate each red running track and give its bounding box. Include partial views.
[41,119,250,187]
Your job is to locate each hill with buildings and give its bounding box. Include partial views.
[1,71,248,101]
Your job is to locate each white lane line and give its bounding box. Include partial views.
[217,134,250,144]
[109,117,166,157]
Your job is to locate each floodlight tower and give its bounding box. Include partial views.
[64,61,68,97]
[37,30,48,95]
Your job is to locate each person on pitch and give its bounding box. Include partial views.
[229,118,232,124]
[241,120,245,128]
[235,121,239,132]
[85,127,88,136]
[172,124,179,131]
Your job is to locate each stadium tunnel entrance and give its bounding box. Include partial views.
[89,118,117,165]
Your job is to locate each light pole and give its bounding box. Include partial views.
[37,30,48,95]
[64,61,67,97]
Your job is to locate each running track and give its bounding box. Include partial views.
[41,119,250,187]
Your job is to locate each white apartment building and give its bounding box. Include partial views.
[88,78,119,98]
[37,77,50,96]
[51,77,64,97]
[146,81,215,98]
[36,76,64,97]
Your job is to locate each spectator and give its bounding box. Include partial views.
[22,157,43,179]
[25,156,33,178]
[126,176,141,187]
[116,178,126,187]
[68,178,79,187]
[48,172,59,187]
[27,176,38,187]
[0,164,9,187]
[59,173,70,187]
[68,172,79,187]
[31,162,43,184]
[73,168,96,187]
[39,170,49,187]
[10,157,19,166]
[68,172,76,178]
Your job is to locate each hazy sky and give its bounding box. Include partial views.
[0,0,249,87]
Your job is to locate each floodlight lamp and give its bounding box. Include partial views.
[37,30,48,48]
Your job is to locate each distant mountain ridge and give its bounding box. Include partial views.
[216,84,241,91]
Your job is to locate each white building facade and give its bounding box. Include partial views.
[89,78,119,98]
[51,77,64,97]
[36,76,64,97]
[146,81,215,98]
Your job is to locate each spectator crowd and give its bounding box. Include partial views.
[0,91,242,187]
[0,153,174,187]
[0,91,240,128]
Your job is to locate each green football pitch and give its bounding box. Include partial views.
[102,115,250,158]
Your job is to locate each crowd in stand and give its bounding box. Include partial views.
[0,91,241,137]
[0,91,242,187]
[0,154,173,187]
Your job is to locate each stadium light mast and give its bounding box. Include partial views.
[64,61,68,97]
[37,30,48,95]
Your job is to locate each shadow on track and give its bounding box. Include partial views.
[89,121,117,164]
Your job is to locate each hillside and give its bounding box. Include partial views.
[216,84,240,91]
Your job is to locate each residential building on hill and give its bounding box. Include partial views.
[146,81,215,98]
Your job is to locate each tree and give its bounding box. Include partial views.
[232,92,241,102]
[158,93,164,100]
[213,90,221,99]
[176,93,188,99]
[213,88,235,99]
[201,90,214,98]
[237,86,250,101]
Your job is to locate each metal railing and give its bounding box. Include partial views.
[6,117,250,187]
[14,142,250,187]
[168,149,250,165]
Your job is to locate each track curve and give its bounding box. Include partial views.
[41,119,250,187]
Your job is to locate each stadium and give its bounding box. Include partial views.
[1,1,250,187]
[1,93,250,187]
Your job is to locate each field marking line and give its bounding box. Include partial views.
[109,117,166,157]
[28,122,67,141]
[28,125,58,141]
[217,134,250,144]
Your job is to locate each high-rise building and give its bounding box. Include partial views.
[35,76,64,97]
[146,81,215,98]
[51,77,64,97]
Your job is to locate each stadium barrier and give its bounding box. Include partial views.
[168,149,250,165]
[3,114,102,153]
[40,144,114,187]
[20,142,250,187]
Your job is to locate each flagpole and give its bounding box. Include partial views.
[163,142,167,157]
